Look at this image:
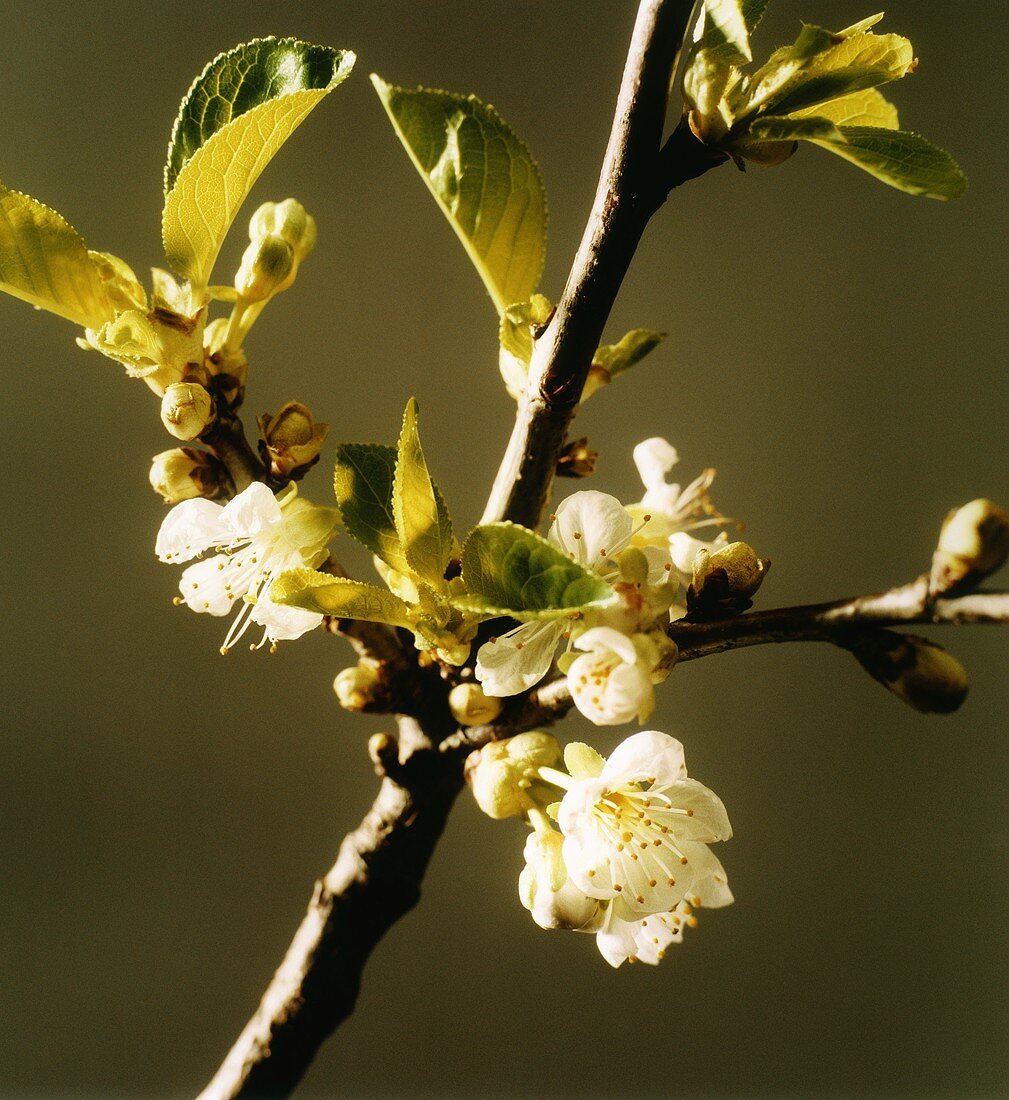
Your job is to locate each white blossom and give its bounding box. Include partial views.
[627,436,727,550]
[553,732,731,917]
[156,482,338,652]
[566,627,672,726]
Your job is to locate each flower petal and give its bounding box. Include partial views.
[250,593,323,642]
[678,841,734,909]
[475,620,564,697]
[219,482,283,539]
[178,556,235,615]
[661,778,733,842]
[601,730,687,788]
[572,625,638,664]
[549,491,633,567]
[156,498,225,563]
[633,437,679,493]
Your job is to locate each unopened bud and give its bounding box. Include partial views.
[448,682,503,727]
[333,663,382,711]
[258,402,329,478]
[149,447,229,503]
[466,731,562,820]
[847,631,969,714]
[235,234,295,302]
[735,138,797,167]
[249,198,317,261]
[930,499,1009,597]
[160,382,214,440]
[688,541,769,617]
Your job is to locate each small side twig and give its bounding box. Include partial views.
[481,0,721,530]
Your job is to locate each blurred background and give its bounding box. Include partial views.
[2,1,1007,1096]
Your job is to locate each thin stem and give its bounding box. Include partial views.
[481,0,720,529]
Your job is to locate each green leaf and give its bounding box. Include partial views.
[742,0,771,32]
[744,24,913,120]
[393,398,453,588]
[788,86,898,129]
[498,293,553,400]
[701,0,752,63]
[593,329,666,378]
[0,182,115,329]
[162,38,355,288]
[746,115,843,143]
[270,569,414,628]
[457,522,615,620]
[333,442,410,575]
[372,76,547,315]
[808,127,967,200]
[582,329,666,401]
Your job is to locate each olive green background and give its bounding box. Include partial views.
[2,2,1007,1096]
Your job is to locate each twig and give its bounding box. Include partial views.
[198,717,465,1100]
[666,580,1009,660]
[445,581,1009,749]
[481,0,721,529]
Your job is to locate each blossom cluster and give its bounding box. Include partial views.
[475,437,735,725]
[471,729,733,967]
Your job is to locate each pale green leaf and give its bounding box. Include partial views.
[334,442,411,575]
[372,75,547,315]
[270,569,413,628]
[742,0,771,32]
[163,38,355,288]
[499,293,553,400]
[456,522,615,621]
[701,0,751,63]
[746,115,843,143]
[789,86,898,129]
[593,329,666,378]
[809,126,967,200]
[582,329,666,401]
[0,182,115,329]
[393,398,453,588]
[745,25,913,119]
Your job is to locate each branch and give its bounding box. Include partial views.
[666,579,1009,660]
[445,581,1009,750]
[481,0,724,528]
[198,717,465,1100]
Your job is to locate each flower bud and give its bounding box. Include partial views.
[149,447,229,503]
[519,828,602,932]
[257,402,329,478]
[235,234,295,302]
[448,682,503,727]
[333,663,382,711]
[466,731,562,820]
[688,541,769,617]
[847,631,969,714]
[160,382,214,441]
[930,499,1009,597]
[249,198,317,260]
